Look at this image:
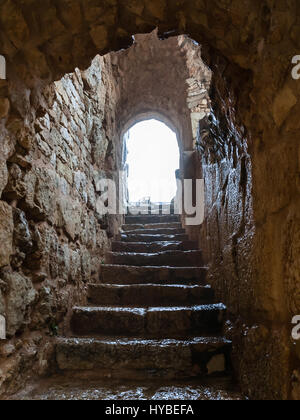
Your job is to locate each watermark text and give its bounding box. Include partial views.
[105,404,194,417]
[0,315,6,340]
[95,172,205,226]
[292,55,300,80]
[0,55,6,80]
[292,316,300,340]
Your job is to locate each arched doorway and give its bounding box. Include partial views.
[124,119,180,207]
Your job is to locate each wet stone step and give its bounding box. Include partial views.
[12,377,242,400]
[100,265,208,285]
[112,240,199,253]
[56,336,232,379]
[70,304,226,337]
[122,228,186,235]
[107,250,202,267]
[88,284,215,307]
[125,215,180,224]
[127,205,175,214]
[122,223,182,231]
[120,233,189,243]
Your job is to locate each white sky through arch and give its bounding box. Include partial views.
[126,120,180,203]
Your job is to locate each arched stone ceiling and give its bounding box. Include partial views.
[0,0,297,87]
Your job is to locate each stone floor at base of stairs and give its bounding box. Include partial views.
[6,377,244,401]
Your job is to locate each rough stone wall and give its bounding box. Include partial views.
[0,0,299,400]
[0,55,119,396]
[197,43,299,401]
[0,28,203,398]
[111,31,195,153]
[178,36,212,147]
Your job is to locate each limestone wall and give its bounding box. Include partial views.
[111,31,195,153]
[197,44,299,400]
[0,55,119,395]
[0,0,299,400]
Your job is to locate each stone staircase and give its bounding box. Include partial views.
[56,214,233,383]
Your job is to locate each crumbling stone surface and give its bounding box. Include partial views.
[0,202,14,268]
[111,31,197,151]
[196,37,299,400]
[0,55,117,396]
[0,0,298,400]
[5,271,37,337]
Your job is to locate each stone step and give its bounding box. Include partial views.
[122,223,182,232]
[112,241,198,253]
[56,336,232,380]
[100,265,207,285]
[70,304,226,337]
[120,233,189,242]
[128,204,174,213]
[122,228,186,236]
[88,284,214,307]
[126,215,180,224]
[107,250,202,267]
[14,377,242,400]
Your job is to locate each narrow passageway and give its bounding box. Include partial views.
[0,1,299,402]
[13,212,241,400]
[10,140,241,399]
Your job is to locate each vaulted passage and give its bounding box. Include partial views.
[0,1,299,401]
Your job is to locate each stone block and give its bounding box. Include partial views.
[0,202,13,268]
[0,98,10,119]
[6,272,37,337]
[90,25,108,51]
[273,85,297,128]
[57,197,82,241]
[0,160,8,198]
[34,168,56,221]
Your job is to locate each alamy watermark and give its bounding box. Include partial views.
[292,316,300,340]
[0,55,6,80]
[0,315,6,340]
[96,172,205,226]
[292,55,300,80]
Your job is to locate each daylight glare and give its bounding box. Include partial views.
[126,120,180,203]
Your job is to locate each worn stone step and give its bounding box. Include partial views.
[107,250,202,267]
[56,336,232,379]
[70,304,226,337]
[121,233,189,243]
[126,215,180,224]
[122,228,186,236]
[127,204,174,214]
[100,265,207,285]
[12,378,243,400]
[88,284,214,307]
[122,223,182,232]
[112,241,198,253]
